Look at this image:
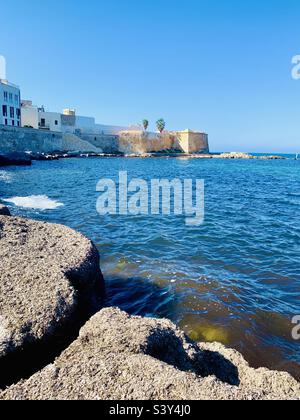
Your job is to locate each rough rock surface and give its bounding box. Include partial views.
[1,308,299,400]
[0,216,104,386]
[219,152,253,159]
[0,152,32,166]
[0,205,10,216]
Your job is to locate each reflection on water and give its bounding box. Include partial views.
[1,157,299,380]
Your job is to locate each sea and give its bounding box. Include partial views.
[0,154,299,380]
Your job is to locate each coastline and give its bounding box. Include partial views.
[0,150,295,167]
[0,208,299,400]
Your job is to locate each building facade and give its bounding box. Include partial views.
[21,100,39,129]
[21,101,61,132]
[38,111,61,132]
[0,79,21,127]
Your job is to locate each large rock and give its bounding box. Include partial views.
[0,216,104,387]
[1,308,299,400]
[0,205,10,216]
[0,152,32,167]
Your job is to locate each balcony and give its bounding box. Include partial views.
[38,123,50,130]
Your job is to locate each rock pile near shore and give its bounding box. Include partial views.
[0,215,104,388]
[0,205,10,216]
[0,214,299,400]
[0,152,32,167]
[1,307,299,400]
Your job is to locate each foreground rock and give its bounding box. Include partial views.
[1,308,299,400]
[0,152,32,166]
[0,205,10,216]
[0,216,104,387]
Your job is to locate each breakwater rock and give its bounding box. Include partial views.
[1,307,299,400]
[0,205,10,216]
[0,152,32,167]
[0,215,104,388]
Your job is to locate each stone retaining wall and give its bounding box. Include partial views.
[0,126,209,155]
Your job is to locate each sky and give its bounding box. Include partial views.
[1,0,300,153]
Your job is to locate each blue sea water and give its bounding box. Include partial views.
[0,156,299,379]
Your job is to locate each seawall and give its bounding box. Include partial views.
[0,125,209,155]
[0,126,103,154]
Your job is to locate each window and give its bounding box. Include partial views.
[2,105,7,117]
[17,121,20,127]
[12,120,15,126]
[41,118,46,127]
[15,94,19,104]
[16,108,20,119]
[10,107,14,118]
[5,118,7,125]
[55,120,58,125]
[9,93,13,102]
[4,91,8,102]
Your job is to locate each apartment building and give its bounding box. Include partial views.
[0,79,21,127]
[21,101,61,132]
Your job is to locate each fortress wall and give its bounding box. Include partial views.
[0,126,209,155]
[118,130,209,154]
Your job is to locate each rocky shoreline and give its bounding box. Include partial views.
[0,151,294,167]
[0,208,299,400]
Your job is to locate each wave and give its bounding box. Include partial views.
[3,195,64,210]
[0,171,13,183]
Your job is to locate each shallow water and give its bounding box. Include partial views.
[1,157,299,379]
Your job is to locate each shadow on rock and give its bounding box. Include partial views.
[104,276,240,386]
[104,275,177,319]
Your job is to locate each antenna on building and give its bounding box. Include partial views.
[0,55,6,80]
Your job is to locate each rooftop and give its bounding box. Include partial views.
[0,79,20,89]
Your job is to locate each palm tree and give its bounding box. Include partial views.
[156,118,166,133]
[142,119,149,131]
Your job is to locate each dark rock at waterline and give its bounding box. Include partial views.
[0,152,32,167]
[29,153,59,161]
[1,307,299,400]
[0,216,104,388]
[0,205,10,216]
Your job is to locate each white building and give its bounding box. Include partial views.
[94,123,137,135]
[38,110,61,132]
[21,100,39,129]
[21,104,137,136]
[0,79,21,127]
[61,109,97,134]
[60,109,138,135]
[21,101,61,132]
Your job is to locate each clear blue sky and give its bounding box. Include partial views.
[1,0,300,152]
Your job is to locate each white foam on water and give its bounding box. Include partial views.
[3,195,64,210]
[0,171,13,183]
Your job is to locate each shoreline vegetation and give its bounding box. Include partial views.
[0,207,299,400]
[0,151,295,167]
